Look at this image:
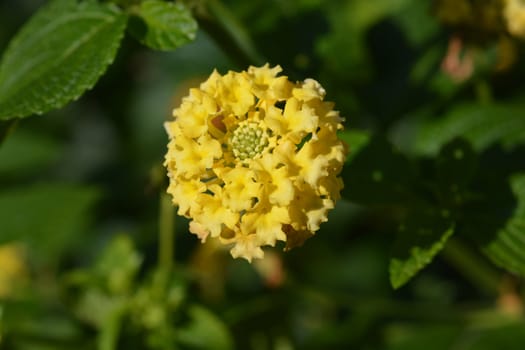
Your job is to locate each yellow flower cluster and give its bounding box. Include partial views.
[164,64,346,262]
[0,243,28,298]
[504,0,525,39]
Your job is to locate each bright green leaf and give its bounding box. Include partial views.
[0,0,127,119]
[389,210,455,289]
[413,103,525,155]
[482,174,525,275]
[0,183,99,263]
[128,0,197,51]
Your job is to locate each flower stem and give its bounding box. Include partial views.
[0,119,17,146]
[158,191,175,273]
[474,79,493,105]
[441,238,502,296]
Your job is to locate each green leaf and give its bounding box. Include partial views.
[433,138,478,209]
[1,303,87,350]
[384,320,525,350]
[0,130,62,175]
[317,0,412,81]
[177,305,234,350]
[482,174,525,275]
[413,103,525,155]
[0,183,99,263]
[384,324,461,350]
[338,129,370,163]
[341,135,422,206]
[392,0,439,47]
[435,138,477,193]
[128,0,197,51]
[389,210,455,289]
[461,321,525,350]
[95,235,142,295]
[0,0,127,120]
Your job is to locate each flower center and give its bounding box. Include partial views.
[230,122,269,160]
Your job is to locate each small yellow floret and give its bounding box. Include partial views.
[164,64,347,262]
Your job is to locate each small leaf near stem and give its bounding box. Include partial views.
[127,0,198,51]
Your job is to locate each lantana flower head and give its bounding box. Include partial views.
[504,0,525,39]
[164,64,346,262]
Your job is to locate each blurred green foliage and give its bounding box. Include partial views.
[1,0,525,349]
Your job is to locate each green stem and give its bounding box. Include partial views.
[0,119,17,146]
[158,191,175,273]
[441,238,502,296]
[195,0,265,67]
[98,302,127,350]
[474,79,493,105]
